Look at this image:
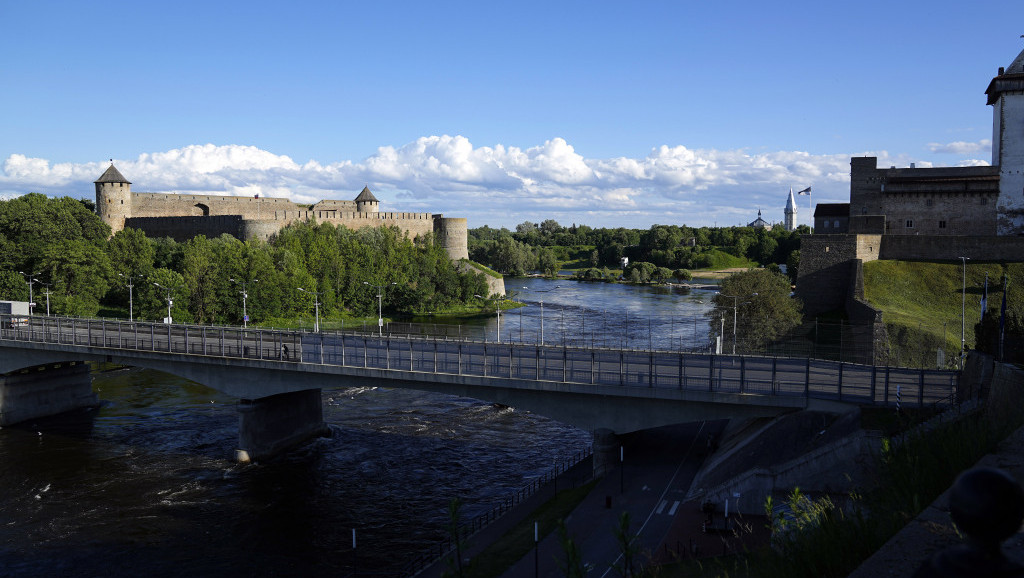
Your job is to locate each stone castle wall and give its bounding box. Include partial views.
[126,215,244,241]
[433,217,469,261]
[132,192,298,221]
[796,234,881,316]
[878,235,1024,261]
[798,233,1024,316]
[95,169,489,292]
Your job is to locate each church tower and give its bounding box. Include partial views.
[784,188,797,231]
[94,163,132,235]
[986,44,1024,235]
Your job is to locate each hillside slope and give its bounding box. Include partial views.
[862,260,1024,367]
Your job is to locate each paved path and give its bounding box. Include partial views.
[501,421,726,577]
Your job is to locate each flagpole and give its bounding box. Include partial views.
[999,275,1008,360]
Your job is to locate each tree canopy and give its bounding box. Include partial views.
[0,195,489,324]
[711,268,803,353]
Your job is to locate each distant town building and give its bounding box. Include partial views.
[784,188,798,231]
[747,209,772,230]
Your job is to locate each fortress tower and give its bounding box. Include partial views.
[986,44,1024,235]
[94,163,132,235]
[784,188,797,231]
[354,186,379,213]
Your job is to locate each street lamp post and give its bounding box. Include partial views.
[231,278,258,328]
[720,293,757,355]
[40,283,51,316]
[960,256,970,365]
[521,285,560,345]
[118,273,143,322]
[475,294,502,343]
[18,271,40,315]
[363,282,396,337]
[153,282,173,324]
[297,287,321,332]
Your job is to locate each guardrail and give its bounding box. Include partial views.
[402,447,592,576]
[0,314,960,408]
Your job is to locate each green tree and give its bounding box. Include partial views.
[140,268,190,322]
[38,239,113,316]
[613,512,641,577]
[557,520,586,578]
[673,268,692,283]
[653,266,673,284]
[713,268,802,353]
[786,249,801,284]
[181,235,223,324]
[0,270,28,301]
[537,248,560,277]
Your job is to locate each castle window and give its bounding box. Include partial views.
[981,197,988,205]
[939,220,947,229]
[905,220,914,228]
[822,220,829,228]
[833,220,840,228]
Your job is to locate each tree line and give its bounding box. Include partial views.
[468,219,805,280]
[0,193,488,325]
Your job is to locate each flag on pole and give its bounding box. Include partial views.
[981,273,989,322]
[797,187,812,195]
[999,276,1008,360]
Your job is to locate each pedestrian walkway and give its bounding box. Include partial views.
[500,422,744,577]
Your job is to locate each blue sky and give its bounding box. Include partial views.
[1,0,1022,229]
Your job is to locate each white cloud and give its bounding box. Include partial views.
[0,137,971,228]
[927,139,991,155]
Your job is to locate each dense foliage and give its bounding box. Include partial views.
[711,268,803,353]
[469,220,805,278]
[0,195,488,324]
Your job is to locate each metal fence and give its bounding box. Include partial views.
[0,314,960,409]
[401,447,591,576]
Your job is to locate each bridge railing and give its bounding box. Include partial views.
[0,314,960,409]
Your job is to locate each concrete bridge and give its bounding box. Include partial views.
[0,314,959,464]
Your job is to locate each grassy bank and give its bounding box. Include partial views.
[454,481,598,577]
[862,260,1024,367]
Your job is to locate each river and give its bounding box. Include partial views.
[0,278,716,577]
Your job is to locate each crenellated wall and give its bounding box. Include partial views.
[94,167,482,288]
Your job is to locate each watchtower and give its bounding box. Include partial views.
[354,186,379,213]
[94,163,132,235]
[986,44,1024,235]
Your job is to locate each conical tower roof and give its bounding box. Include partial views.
[985,44,1024,105]
[94,163,131,185]
[785,188,796,211]
[354,186,378,203]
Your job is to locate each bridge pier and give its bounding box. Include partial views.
[0,362,97,426]
[592,428,619,478]
[235,389,329,463]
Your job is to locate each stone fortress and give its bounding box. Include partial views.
[797,42,1024,317]
[94,164,470,262]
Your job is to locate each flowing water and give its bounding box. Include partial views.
[0,278,715,577]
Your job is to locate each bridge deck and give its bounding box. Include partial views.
[0,315,959,410]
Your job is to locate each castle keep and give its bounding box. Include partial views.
[94,165,469,261]
[798,43,1024,316]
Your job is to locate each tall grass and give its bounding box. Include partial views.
[700,397,1024,578]
[863,261,1024,367]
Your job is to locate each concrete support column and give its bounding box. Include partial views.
[592,427,619,478]
[0,362,97,426]
[235,388,329,463]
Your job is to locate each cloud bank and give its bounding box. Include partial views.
[0,137,991,229]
